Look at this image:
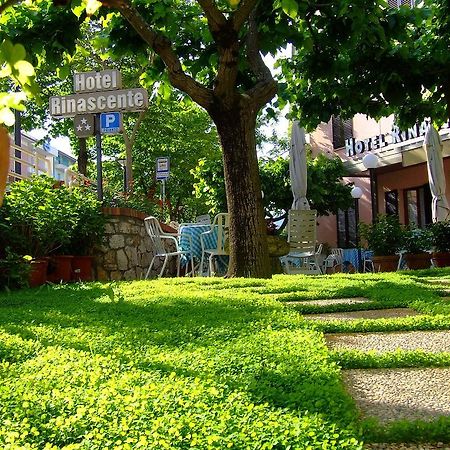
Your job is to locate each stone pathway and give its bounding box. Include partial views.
[304,308,421,321]
[326,330,450,353]
[298,291,450,442]
[286,297,370,307]
[343,368,450,423]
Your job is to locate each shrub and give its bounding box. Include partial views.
[402,226,433,254]
[430,221,450,253]
[359,214,403,256]
[0,175,103,258]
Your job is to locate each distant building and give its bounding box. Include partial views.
[8,132,75,184]
[310,114,450,248]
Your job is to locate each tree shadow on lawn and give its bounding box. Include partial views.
[0,275,445,424]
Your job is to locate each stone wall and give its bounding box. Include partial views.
[95,208,176,281]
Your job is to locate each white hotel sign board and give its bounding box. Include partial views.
[49,69,148,118]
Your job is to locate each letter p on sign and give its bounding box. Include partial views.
[100,112,123,134]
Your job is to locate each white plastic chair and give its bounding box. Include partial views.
[199,213,229,276]
[282,209,321,274]
[144,216,194,278]
[323,248,344,273]
[195,214,211,225]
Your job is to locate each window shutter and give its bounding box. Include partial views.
[332,116,353,149]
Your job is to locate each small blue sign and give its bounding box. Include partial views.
[100,112,122,134]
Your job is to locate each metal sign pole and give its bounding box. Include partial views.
[161,179,165,220]
[95,113,103,201]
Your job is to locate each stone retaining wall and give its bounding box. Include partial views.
[95,208,175,281]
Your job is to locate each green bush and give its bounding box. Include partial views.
[359,214,404,256]
[430,221,450,253]
[402,226,433,254]
[0,175,103,258]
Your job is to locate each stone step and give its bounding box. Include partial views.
[326,330,450,353]
[304,308,421,321]
[285,297,370,307]
[343,368,450,424]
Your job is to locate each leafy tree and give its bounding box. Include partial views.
[193,152,353,231]
[281,0,450,129]
[2,0,379,277]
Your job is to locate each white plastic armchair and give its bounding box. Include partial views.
[323,248,344,273]
[199,213,229,276]
[144,216,194,278]
[282,209,321,274]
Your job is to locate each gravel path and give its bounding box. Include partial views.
[326,330,450,353]
[286,297,370,307]
[305,308,421,321]
[343,368,450,423]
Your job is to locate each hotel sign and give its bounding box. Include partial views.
[345,119,450,157]
[49,69,148,118]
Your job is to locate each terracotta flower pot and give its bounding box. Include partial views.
[372,254,400,272]
[29,259,48,287]
[47,255,74,283]
[72,256,94,281]
[404,253,431,270]
[432,252,450,268]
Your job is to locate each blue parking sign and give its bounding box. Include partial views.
[100,112,122,134]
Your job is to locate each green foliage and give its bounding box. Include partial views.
[194,153,353,220]
[402,226,433,254]
[430,221,450,253]
[359,214,404,256]
[0,247,30,290]
[0,39,38,125]
[0,278,365,449]
[0,175,103,257]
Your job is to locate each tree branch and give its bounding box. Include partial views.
[232,0,258,32]
[102,0,213,110]
[197,0,227,33]
[245,9,276,109]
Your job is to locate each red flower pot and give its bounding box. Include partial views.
[405,253,431,270]
[47,255,74,283]
[29,259,48,287]
[72,256,94,281]
[432,252,450,268]
[372,254,400,272]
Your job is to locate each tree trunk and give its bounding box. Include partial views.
[78,138,88,176]
[213,103,271,279]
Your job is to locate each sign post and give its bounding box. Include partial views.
[156,157,170,220]
[49,69,148,201]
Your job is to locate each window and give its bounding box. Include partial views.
[404,185,432,228]
[385,190,399,216]
[332,116,353,149]
[14,161,22,175]
[337,206,357,248]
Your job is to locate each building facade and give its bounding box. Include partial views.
[8,133,75,184]
[310,114,450,248]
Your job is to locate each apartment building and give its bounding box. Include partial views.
[8,133,75,184]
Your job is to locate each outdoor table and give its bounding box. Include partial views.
[342,248,374,272]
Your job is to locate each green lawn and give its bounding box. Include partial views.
[1,270,449,449]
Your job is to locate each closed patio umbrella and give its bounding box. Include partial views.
[290,121,310,210]
[424,126,450,222]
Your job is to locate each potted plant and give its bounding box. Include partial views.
[430,221,450,267]
[402,226,433,270]
[0,175,77,286]
[359,214,403,272]
[63,186,104,281]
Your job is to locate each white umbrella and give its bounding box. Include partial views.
[424,126,450,222]
[290,121,310,210]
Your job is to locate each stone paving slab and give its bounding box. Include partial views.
[343,368,450,424]
[304,308,421,321]
[326,330,450,353]
[285,297,370,307]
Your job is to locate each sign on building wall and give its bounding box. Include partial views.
[346,119,450,157]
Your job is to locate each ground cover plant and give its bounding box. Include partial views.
[0,270,449,448]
